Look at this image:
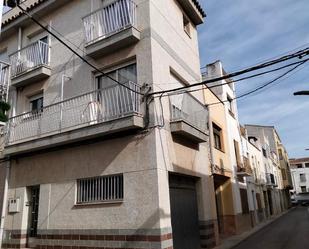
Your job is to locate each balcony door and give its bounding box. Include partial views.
[97,63,137,120]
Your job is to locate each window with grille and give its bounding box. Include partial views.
[76,174,124,204]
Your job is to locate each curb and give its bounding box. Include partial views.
[213,208,295,249]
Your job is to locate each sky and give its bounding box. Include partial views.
[197,0,309,158]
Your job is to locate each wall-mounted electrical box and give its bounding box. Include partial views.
[8,198,20,213]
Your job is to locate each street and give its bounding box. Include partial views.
[233,207,309,249]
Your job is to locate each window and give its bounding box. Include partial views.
[262,148,267,158]
[183,14,191,37]
[281,168,287,180]
[301,186,306,193]
[305,163,309,168]
[227,95,234,115]
[29,94,43,113]
[297,164,303,168]
[76,174,124,204]
[97,63,137,88]
[96,63,137,118]
[234,140,241,166]
[213,123,223,151]
[300,174,306,182]
[278,149,283,160]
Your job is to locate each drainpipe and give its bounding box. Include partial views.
[208,112,215,175]
[0,158,10,249]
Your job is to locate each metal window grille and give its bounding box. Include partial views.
[76,174,124,204]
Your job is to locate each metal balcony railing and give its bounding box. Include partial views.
[83,0,137,44]
[10,40,49,77]
[6,82,141,145]
[170,92,208,132]
[0,62,10,101]
[237,157,253,175]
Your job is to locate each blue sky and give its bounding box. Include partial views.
[197,0,309,158]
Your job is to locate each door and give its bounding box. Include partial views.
[169,174,200,249]
[267,190,273,216]
[28,186,40,238]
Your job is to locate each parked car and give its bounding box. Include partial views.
[291,198,298,206]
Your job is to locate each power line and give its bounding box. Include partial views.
[150,47,309,96]
[16,3,143,96]
[156,58,309,98]
[200,42,309,71]
[206,60,308,107]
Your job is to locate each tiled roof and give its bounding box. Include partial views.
[290,157,309,164]
[192,0,206,17]
[2,0,48,27]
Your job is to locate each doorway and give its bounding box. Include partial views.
[169,174,200,249]
[28,185,40,239]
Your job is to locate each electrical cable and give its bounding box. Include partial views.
[149,47,309,96]
[155,58,309,98]
[206,60,308,107]
[15,3,143,96]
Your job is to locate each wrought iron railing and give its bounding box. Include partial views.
[237,157,253,175]
[6,82,141,145]
[83,0,137,44]
[170,92,208,132]
[10,40,49,77]
[0,62,10,101]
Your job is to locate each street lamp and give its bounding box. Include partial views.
[293,91,309,96]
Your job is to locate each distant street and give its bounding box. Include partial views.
[233,207,309,249]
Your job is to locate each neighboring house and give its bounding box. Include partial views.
[245,125,292,214]
[204,61,253,237]
[241,127,268,225]
[203,83,235,237]
[0,1,219,249]
[289,157,309,194]
[203,61,292,239]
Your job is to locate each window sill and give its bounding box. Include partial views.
[74,199,123,207]
[214,147,225,153]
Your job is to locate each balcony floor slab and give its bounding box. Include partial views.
[4,115,144,156]
[85,27,140,58]
[11,66,51,87]
[170,120,208,143]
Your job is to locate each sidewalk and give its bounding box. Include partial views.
[213,208,294,249]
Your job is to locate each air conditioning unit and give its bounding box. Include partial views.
[8,198,20,213]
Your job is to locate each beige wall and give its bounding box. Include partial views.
[2,0,216,237]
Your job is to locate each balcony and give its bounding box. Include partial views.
[83,0,140,58]
[266,173,277,187]
[4,82,144,155]
[170,93,208,143]
[0,61,10,100]
[237,157,253,176]
[9,40,51,87]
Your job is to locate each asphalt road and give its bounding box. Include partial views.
[233,206,309,249]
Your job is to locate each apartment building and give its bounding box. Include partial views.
[0,1,219,249]
[290,157,309,194]
[203,84,235,238]
[203,61,292,239]
[245,125,292,214]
